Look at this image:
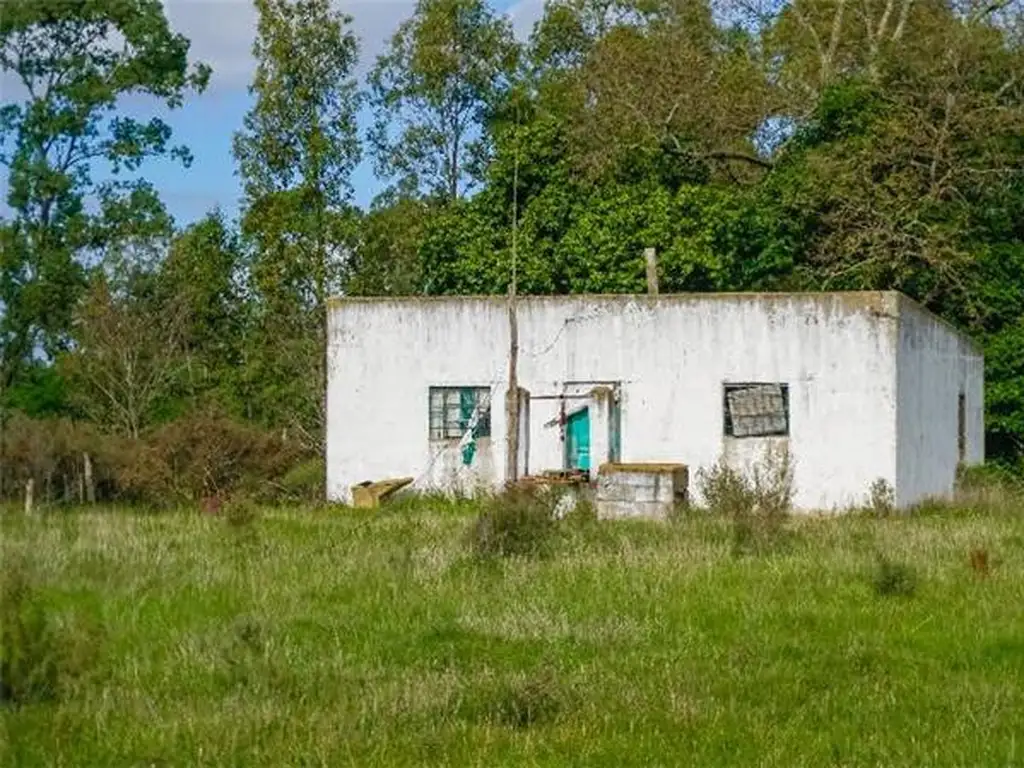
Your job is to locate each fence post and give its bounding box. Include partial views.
[84,452,95,504]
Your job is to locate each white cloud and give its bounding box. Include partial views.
[164,0,546,92]
[0,1,548,98]
[164,0,422,90]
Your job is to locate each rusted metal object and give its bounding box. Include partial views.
[513,469,589,491]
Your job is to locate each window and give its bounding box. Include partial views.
[429,387,492,440]
[723,383,789,438]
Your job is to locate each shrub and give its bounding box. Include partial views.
[969,547,991,578]
[867,478,896,517]
[696,460,756,518]
[697,444,795,557]
[117,408,309,506]
[872,555,917,598]
[482,674,562,728]
[279,458,325,503]
[0,409,317,507]
[750,442,796,518]
[467,487,559,559]
[1,564,59,706]
[224,497,260,528]
[0,415,111,506]
[955,462,1024,512]
[219,615,269,691]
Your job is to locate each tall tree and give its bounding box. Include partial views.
[347,199,432,296]
[61,272,188,439]
[368,0,519,201]
[527,0,777,181]
[0,0,209,399]
[159,211,248,410]
[232,0,361,449]
[764,0,1024,316]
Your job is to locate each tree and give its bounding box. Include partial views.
[159,211,248,409]
[528,0,778,181]
[0,0,209,397]
[61,274,188,439]
[232,0,362,449]
[528,0,635,71]
[764,6,1024,316]
[368,0,519,201]
[347,199,432,296]
[749,0,1024,464]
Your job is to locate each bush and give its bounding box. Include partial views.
[467,487,559,559]
[224,497,260,528]
[0,409,317,507]
[116,408,309,506]
[955,462,1024,511]
[697,444,795,557]
[867,478,896,516]
[872,555,918,598]
[697,460,756,519]
[1,564,59,706]
[0,415,112,506]
[279,458,325,503]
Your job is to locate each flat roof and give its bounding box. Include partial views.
[328,289,893,307]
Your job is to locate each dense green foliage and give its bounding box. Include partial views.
[1,0,1023,499]
[3,502,1024,763]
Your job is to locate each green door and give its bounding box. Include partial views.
[565,408,591,472]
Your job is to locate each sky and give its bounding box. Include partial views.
[0,0,546,227]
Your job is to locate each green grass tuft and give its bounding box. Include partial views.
[872,554,918,598]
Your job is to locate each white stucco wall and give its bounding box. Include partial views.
[895,296,985,507]
[327,292,918,511]
[326,299,512,501]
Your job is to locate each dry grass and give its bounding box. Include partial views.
[1,498,1023,766]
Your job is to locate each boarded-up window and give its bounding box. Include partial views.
[429,387,492,440]
[724,383,789,438]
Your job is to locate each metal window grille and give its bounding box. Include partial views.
[724,383,789,438]
[429,387,492,440]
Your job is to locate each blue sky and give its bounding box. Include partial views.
[1,0,543,227]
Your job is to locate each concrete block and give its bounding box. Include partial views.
[595,462,688,521]
[596,499,672,521]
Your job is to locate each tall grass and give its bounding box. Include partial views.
[2,495,1023,766]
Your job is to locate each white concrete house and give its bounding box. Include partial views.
[326,291,984,511]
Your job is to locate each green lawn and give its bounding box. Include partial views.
[2,504,1024,766]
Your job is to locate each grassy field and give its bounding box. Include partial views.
[2,500,1024,767]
